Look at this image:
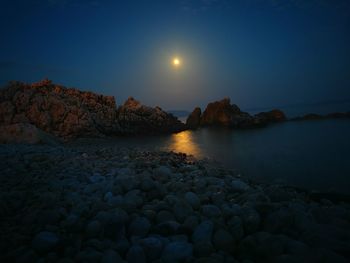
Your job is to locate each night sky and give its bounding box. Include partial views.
[1,0,350,111]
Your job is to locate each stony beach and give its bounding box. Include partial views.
[0,141,349,263]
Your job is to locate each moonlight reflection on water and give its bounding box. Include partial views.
[168,130,201,157]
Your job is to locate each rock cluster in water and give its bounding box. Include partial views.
[0,143,349,262]
[186,98,286,129]
[0,79,185,141]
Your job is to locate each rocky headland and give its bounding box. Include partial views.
[0,79,185,143]
[0,142,349,262]
[186,98,286,130]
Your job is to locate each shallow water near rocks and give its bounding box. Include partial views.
[72,119,350,194]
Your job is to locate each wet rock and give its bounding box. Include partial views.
[32,231,59,253]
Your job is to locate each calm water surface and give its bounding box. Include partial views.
[86,120,350,194]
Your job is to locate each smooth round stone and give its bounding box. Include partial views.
[185,192,201,210]
[86,220,101,238]
[139,237,163,261]
[161,241,193,263]
[128,217,151,237]
[101,249,123,263]
[202,205,221,218]
[126,245,146,263]
[32,231,59,252]
[213,228,235,253]
[192,220,214,243]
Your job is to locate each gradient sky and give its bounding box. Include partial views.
[1,0,350,111]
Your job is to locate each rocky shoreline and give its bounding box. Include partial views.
[1,142,349,263]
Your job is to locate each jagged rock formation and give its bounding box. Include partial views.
[187,98,286,129]
[117,97,185,134]
[185,107,201,129]
[0,79,118,139]
[0,80,185,141]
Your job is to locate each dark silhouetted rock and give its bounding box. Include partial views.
[186,107,201,129]
[117,97,186,135]
[254,109,286,123]
[200,98,286,128]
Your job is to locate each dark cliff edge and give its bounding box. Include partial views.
[0,79,185,143]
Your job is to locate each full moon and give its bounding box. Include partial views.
[172,57,181,67]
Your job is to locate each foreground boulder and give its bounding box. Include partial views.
[117,97,185,135]
[0,80,185,140]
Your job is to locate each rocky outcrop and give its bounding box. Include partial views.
[196,98,287,129]
[201,98,251,127]
[117,97,186,135]
[0,79,118,139]
[0,80,186,141]
[186,107,201,129]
